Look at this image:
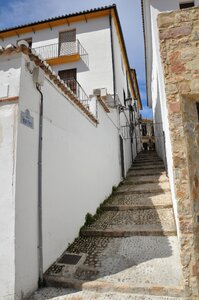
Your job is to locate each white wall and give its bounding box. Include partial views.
[1,14,139,175]
[13,54,124,298]
[143,0,199,236]
[0,103,18,300]
[0,55,21,300]
[1,17,114,98]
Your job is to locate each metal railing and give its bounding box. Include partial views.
[33,40,89,66]
[63,78,90,107]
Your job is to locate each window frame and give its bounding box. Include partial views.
[179,1,195,9]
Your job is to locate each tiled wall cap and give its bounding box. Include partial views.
[5,44,15,49]
[17,40,29,48]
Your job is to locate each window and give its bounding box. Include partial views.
[123,89,126,106]
[179,1,194,9]
[58,69,77,94]
[58,30,76,56]
[196,102,199,122]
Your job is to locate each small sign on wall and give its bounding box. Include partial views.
[20,109,34,129]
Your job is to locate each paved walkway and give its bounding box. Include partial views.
[29,152,184,300]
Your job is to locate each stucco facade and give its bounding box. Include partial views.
[0,5,142,299]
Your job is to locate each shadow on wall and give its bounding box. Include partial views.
[33,151,182,299]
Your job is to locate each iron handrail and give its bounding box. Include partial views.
[33,40,88,62]
[63,78,89,107]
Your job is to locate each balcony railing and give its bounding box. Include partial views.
[33,40,88,66]
[63,78,89,107]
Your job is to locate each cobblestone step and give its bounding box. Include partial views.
[125,174,169,185]
[128,170,166,176]
[37,151,183,299]
[61,291,184,300]
[103,193,172,210]
[82,283,184,299]
[30,287,184,300]
[133,161,163,166]
[130,165,165,171]
[115,182,170,194]
[44,236,182,297]
[80,227,177,237]
[80,208,176,237]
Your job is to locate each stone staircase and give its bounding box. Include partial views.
[30,151,184,299]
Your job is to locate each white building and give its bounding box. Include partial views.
[0,5,142,299]
[141,0,199,235]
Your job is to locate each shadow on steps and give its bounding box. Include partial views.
[31,151,184,299]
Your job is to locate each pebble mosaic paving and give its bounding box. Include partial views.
[29,152,184,299]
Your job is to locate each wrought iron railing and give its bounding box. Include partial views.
[33,40,88,66]
[63,78,89,107]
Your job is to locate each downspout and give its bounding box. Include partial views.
[109,13,116,105]
[36,83,44,287]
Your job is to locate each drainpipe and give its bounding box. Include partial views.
[109,14,116,105]
[36,83,44,287]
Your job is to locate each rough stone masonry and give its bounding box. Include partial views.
[158,6,199,300]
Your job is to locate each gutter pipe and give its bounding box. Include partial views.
[36,83,44,287]
[109,13,116,105]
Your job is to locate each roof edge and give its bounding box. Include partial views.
[141,0,150,108]
[0,4,116,34]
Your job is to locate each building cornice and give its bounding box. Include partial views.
[0,43,98,125]
[0,5,140,111]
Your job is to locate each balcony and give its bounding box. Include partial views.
[33,40,88,66]
[63,78,89,108]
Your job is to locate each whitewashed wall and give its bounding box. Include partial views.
[12,54,127,298]
[143,0,199,236]
[111,17,135,172]
[1,15,139,175]
[0,55,21,299]
[1,17,114,98]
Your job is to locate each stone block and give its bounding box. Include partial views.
[191,79,199,92]
[158,14,175,28]
[165,83,178,94]
[169,102,181,113]
[181,48,198,60]
[159,25,192,40]
[186,59,199,70]
[171,63,186,74]
[192,30,199,41]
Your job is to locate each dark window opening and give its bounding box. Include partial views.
[142,124,147,136]
[196,102,199,122]
[123,89,126,107]
[58,68,77,94]
[180,2,194,9]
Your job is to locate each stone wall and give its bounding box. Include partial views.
[158,7,199,299]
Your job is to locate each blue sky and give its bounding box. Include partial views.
[0,0,152,118]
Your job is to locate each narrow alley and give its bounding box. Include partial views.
[30,151,184,300]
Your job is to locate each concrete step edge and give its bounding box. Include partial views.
[133,161,163,165]
[83,281,184,298]
[128,173,166,177]
[80,229,177,237]
[102,204,173,211]
[123,180,169,185]
[130,167,165,171]
[115,189,171,195]
[44,276,184,299]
